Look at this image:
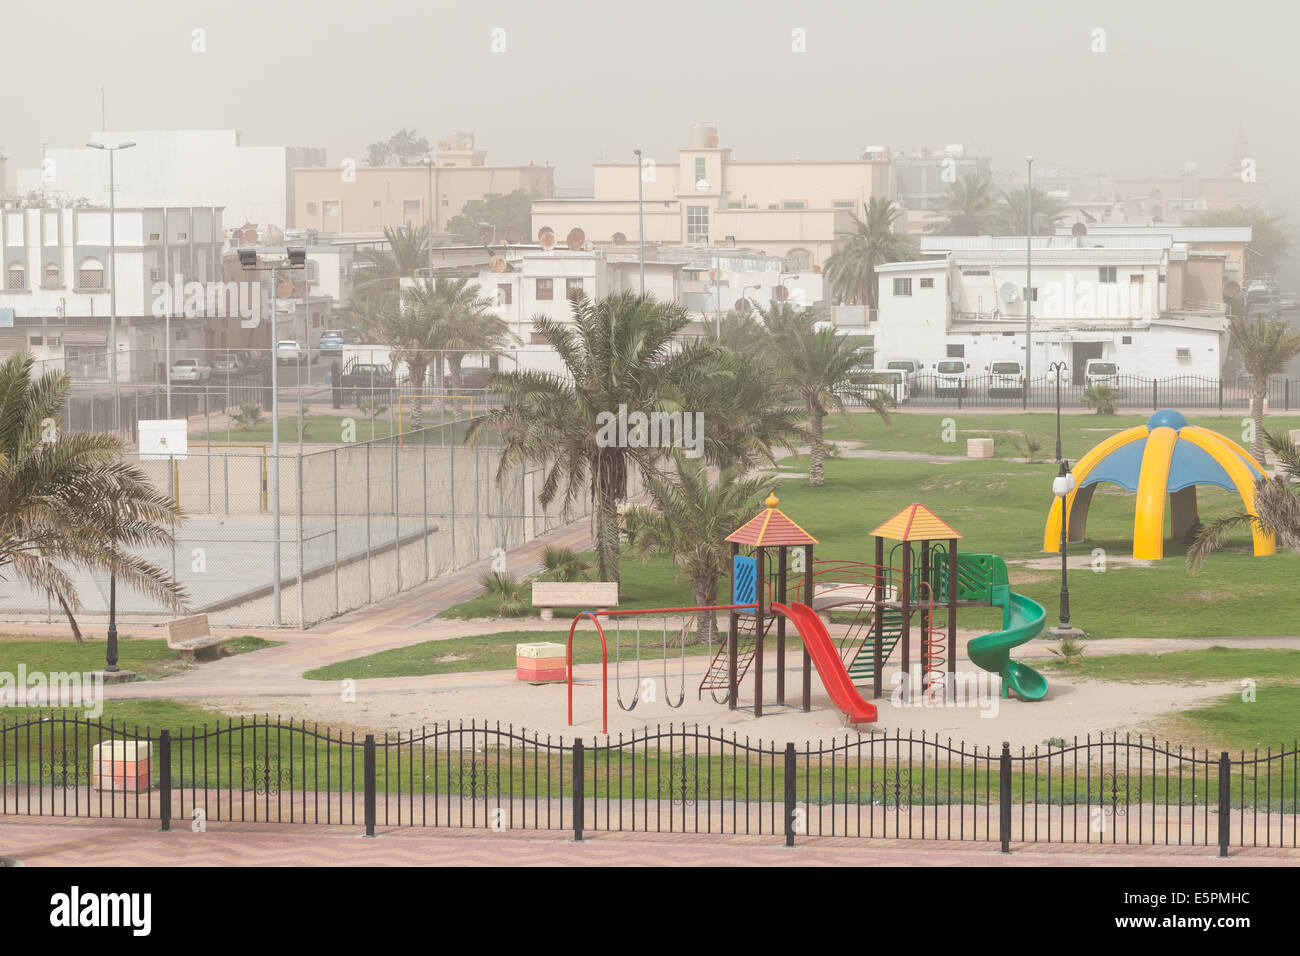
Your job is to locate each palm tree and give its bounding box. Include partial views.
[0,353,187,641]
[929,172,1001,235]
[467,292,734,587]
[1228,314,1300,460]
[623,452,767,646]
[996,186,1068,236]
[348,224,432,316]
[824,197,918,308]
[422,277,511,392]
[1188,430,1300,571]
[761,304,890,487]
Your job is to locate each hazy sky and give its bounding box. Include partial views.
[5,0,1299,196]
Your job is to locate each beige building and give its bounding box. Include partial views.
[293,131,554,235]
[531,123,892,269]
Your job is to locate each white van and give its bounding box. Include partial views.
[987,360,1025,396]
[934,359,970,396]
[1083,359,1120,390]
[864,369,908,406]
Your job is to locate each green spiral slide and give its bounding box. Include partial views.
[935,553,1049,701]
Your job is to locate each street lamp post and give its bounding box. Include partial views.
[1048,360,1067,461]
[1050,460,1085,639]
[87,140,136,431]
[240,248,307,625]
[1024,155,1033,411]
[633,149,645,296]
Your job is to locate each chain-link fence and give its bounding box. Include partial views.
[0,410,632,628]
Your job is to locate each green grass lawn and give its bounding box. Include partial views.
[823,410,1300,462]
[0,635,281,682]
[1043,646,1300,683]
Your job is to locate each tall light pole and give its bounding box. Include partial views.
[1024,155,1033,411]
[1048,360,1067,462]
[240,248,307,625]
[87,140,135,431]
[424,154,435,282]
[633,149,645,296]
[1050,461,1084,639]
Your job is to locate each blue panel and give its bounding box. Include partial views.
[1167,437,1235,493]
[1147,409,1188,431]
[1081,437,1147,493]
[732,555,757,606]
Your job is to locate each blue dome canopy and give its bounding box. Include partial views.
[1147,408,1188,431]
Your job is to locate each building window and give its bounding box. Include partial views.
[893,277,912,296]
[323,201,340,217]
[566,278,584,299]
[77,258,104,289]
[6,263,26,290]
[833,200,856,210]
[781,201,806,210]
[686,206,709,244]
[498,284,512,306]
[536,278,554,300]
[402,200,421,224]
[373,200,381,208]
[919,277,935,289]
[1130,274,1144,284]
[961,270,990,277]
[788,249,811,271]
[1099,267,1117,283]
[29,335,43,346]
[43,264,59,288]
[946,344,965,358]
[1023,286,1038,301]
[694,157,706,182]
[1122,335,1133,345]
[530,331,551,345]
[306,202,318,215]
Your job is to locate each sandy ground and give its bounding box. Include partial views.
[186,638,1259,750]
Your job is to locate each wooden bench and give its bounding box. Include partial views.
[531,581,619,621]
[166,614,231,661]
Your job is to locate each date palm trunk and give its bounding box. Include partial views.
[809,405,827,487]
[689,573,718,647]
[1251,387,1266,462]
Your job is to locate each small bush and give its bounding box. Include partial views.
[479,571,529,617]
[1079,385,1119,415]
[538,546,592,582]
[231,403,264,430]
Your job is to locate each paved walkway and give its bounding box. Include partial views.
[1,815,1291,867]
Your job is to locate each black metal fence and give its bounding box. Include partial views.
[850,373,1300,411]
[4,716,1296,854]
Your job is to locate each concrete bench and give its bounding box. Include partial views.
[967,437,995,459]
[531,581,619,621]
[166,614,231,660]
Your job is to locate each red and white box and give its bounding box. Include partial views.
[516,642,567,684]
[91,740,153,792]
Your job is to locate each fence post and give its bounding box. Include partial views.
[1218,378,1223,412]
[784,742,797,847]
[572,738,585,842]
[158,729,171,832]
[363,734,377,837]
[1152,380,1158,411]
[999,741,1012,853]
[1217,750,1230,858]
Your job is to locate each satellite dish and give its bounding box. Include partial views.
[566,228,585,251]
[1224,280,1241,298]
[773,285,790,302]
[539,229,556,251]
[277,280,295,299]
[537,225,555,242]
[734,298,752,314]
[612,232,627,245]
[1071,222,1087,236]
[489,255,507,273]
[999,282,1022,305]
[811,264,822,275]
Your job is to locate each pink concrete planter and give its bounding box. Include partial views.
[516,642,567,685]
[91,741,153,792]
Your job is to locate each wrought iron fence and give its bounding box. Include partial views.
[4,716,1296,854]
[844,373,1300,412]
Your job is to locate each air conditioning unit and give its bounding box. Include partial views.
[1176,347,1192,360]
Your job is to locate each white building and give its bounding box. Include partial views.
[18,130,324,233]
[872,236,1230,382]
[1,205,226,380]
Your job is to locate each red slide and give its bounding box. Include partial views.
[770,602,878,724]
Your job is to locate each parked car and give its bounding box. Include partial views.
[212,352,243,377]
[987,360,1025,397]
[864,369,908,406]
[934,359,970,396]
[318,330,345,358]
[276,341,303,365]
[1278,292,1298,311]
[169,357,211,383]
[443,367,493,390]
[1083,359,1120,390]
[341,362,396,404]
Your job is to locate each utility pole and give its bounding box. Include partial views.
[1024,155,1034,411]
[633,149,645,296]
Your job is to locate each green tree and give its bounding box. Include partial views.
[929,172,1001,235]
[445,189,536,245]
[1228,313,1300,460]
[467,292,737,587]
[0,353,186,641]
[364,129,431,167]
[761,304,890,487]
[996,186,1068,235]
[824,197,918,308]
[349,224,432,319]
[622,452,767,646]
[1188,431,1300,571]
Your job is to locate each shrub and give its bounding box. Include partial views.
[1079,384,1119,415]
[479,571,529,617]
